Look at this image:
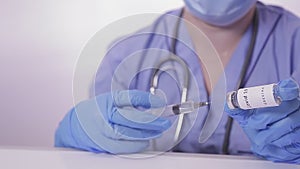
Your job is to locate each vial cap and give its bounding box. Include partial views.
[226,91,237,110]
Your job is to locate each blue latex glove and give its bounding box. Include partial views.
[225,78,300,163]
[55,90,171,154]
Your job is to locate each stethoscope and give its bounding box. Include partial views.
[149,8,259,154]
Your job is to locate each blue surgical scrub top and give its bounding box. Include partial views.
[62,2,300,155]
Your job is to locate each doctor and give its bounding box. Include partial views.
[55,0,300,163]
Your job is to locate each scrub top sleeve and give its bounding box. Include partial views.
[291,27,300,83]
[92,37,136,96]
[92,47,122,96]
[91,9,182,97]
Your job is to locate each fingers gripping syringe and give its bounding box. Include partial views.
[147,101,209,117]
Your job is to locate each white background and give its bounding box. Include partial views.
[0,0,299,147]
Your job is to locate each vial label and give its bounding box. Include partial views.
[236,84,279,109]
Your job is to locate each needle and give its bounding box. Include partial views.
[193,102,210,108]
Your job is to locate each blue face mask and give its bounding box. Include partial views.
[184,0,257,26]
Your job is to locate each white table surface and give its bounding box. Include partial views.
[0,147,299,169]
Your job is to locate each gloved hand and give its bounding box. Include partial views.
[225,78,300,163]
[55,90,171,154]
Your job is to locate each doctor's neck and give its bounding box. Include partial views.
[183,6,256,64]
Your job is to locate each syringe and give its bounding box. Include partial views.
[147,101,209,117]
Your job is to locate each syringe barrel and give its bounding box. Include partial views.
[145,104,176,117]
[146,101,196,117]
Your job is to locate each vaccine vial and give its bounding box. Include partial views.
[227,83,282,110]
